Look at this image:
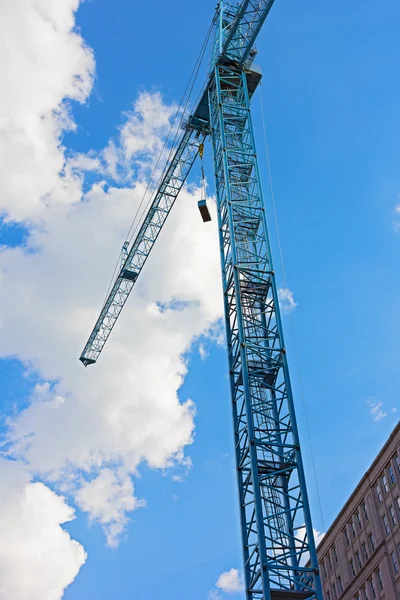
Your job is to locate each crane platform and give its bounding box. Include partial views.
[188,61,262,132]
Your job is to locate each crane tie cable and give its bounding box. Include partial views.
[259,83,326,534]
[100,21,213,307]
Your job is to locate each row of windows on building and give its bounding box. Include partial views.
[321,452,400,583]
[325,568,384,600]
[343,502,370,546]
[381,498,400,536]
[375,454,400,504]
[324,503,400,585]
[324,537,400,599]
[321,502,370,579]
[348,535,375,578]
[352,569,384,600]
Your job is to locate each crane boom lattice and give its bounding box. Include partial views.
[80,128,202,366]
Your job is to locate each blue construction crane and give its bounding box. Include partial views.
[80,3,323,599]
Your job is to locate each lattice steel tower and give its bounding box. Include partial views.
[80,3,323,599]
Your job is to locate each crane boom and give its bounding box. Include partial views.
[80,127,203,366]
[213,0,276,67]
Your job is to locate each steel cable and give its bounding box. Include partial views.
[259,83,326,534]
[100,22,213,307]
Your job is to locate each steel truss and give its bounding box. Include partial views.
[208,62,322,600]
[80,128,202,366]
[212,1,276,69]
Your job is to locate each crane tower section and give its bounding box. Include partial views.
[206,5,322,599]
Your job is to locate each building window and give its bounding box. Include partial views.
[391,551,399,574]
[362,585,368,600]
[397,496,400,513]
[356,550,362,569]
[344,526,350,546]
[349,558,355,576]
[389,464,396,485]
[362,501,369,522]
[337,575,342,595]
[332,582,337,600]
[368,532,375,551]
[351,520,356,538]
[361,541,368,561]
[321,558,327,579]
[355,510,362,530]
[333,544,338,564]
[382,513,390,536]
[396,454,400,473]
[376,569,383,591]
[382,474,389,493]
[326,592,330,600]
[328,552,332,570]
[389,504,397,526]
[376,484,383,503]
[369,578,376,599]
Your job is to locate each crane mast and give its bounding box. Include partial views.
[80,2,323,599]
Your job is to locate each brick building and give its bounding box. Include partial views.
[316,421,400,600]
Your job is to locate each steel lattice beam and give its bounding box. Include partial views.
[80,128,203,365]
[208,62,322,600]
[212,0,276,69]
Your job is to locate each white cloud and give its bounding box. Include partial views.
[215,569,244,594]
[0,0,94,224]
[199,343,208,360]
[368,398,387,422]
[278,287,297,314]
[394,204,400,232]
[102,91,179,181]
[0,0,224,595]
[0,0,94,594]
[1,171,221,523]
[76,468,145,547]
[0,83,222,549]
[0,458,86,600]
[313,529,325,548]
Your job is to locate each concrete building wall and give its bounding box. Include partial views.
[316,422,400,600]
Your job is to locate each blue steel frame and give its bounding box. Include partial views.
[80,3,323,599]
[211,0,276,69]
[208,60,323,600]
[80,128,203,365]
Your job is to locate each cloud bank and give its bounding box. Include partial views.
[0,0,222,597]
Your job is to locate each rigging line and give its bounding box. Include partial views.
[125,19,213,246]
[124,20,212,248]
[100,21,213,307]
[259,83,326,534]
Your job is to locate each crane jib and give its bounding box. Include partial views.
[218,0,276,66]
[79,127,204,367]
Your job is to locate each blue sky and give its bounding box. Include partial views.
[0,1,400,599]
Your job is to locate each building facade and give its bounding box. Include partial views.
[316,422,400,600]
